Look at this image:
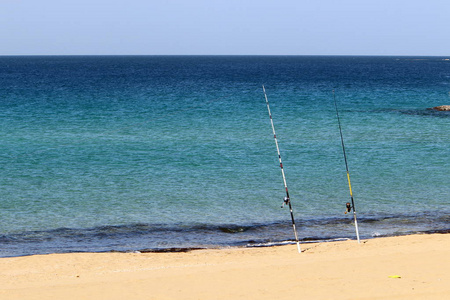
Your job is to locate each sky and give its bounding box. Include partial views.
[0,0,449,56]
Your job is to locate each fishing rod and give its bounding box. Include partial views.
[262,85,301,253]
[332,90,361,243]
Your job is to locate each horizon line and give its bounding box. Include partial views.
[1,54,449,57]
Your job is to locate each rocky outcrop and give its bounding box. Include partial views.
[430,105,450,111]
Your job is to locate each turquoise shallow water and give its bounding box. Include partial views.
[0,56,449,256]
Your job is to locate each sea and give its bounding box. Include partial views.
[0,56,449,257]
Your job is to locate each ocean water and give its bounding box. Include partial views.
[0,56,449,257]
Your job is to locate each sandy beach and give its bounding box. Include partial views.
[0,233,448,299]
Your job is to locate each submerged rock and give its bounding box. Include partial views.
[430,105,450,111]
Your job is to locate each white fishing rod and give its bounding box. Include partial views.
[262,85,301,253]
[332,90,361,243]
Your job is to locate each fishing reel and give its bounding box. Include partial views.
[345,202,352,214]
[281,196,290,208]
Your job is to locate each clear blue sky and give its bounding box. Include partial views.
[1,0,449,56]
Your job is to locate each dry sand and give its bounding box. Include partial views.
[0,233,448,299]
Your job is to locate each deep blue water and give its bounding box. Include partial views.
[0,56,449,257]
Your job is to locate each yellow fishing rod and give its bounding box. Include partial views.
[333,90,361,243]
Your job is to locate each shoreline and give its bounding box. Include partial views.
[1,233,448,299]
[2,227,449,258]
[2,214,448,258]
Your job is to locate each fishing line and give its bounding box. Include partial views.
[332,90,361,243]
[262,85,301,253]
